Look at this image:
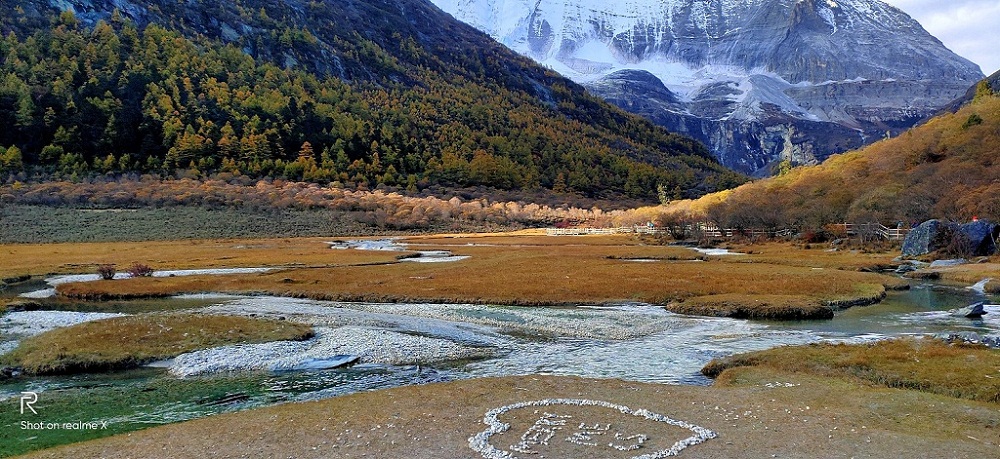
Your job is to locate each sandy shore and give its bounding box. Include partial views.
[19,372,999,459]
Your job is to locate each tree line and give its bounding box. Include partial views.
[0,9,745,201]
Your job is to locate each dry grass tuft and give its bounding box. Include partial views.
[0,314,313,375]
[703,338,1000,404]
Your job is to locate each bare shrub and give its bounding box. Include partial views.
[655,212,691,241]
[127,263,154,278]
[96,264,116,280]
[934,225,974,259]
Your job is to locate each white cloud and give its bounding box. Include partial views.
[882,0,1000,74]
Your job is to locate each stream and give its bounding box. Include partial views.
[2,268,999,455]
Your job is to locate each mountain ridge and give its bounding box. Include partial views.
[431,0,983,175]
[0,0,745,201]
[666,86,1000,229]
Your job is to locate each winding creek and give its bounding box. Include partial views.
[2,243,999,453]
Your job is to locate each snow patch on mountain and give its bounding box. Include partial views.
[431,0,982,174]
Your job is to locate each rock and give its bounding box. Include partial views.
[894,264,918,274]
[0,367,21,380]
[903,219,1000,257]
[930,259,968,268]
[936,332,1000,349]
[956,331,982,342]
[901,219,956,257]
[958,220,1000,256]
[949,302,986,318]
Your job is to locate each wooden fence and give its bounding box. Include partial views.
[828,223,910,241]
[546,222,909,240]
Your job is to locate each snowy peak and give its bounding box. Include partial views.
[431,0,983,175]
[434,0,978,83]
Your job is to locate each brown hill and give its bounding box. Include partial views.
[666,88,1000,229]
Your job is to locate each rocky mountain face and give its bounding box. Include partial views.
[431,0,984,175]
[942,68,1000,113]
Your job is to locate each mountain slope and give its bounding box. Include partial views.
[0,0,745,200]
[432,0,983,175]
[942,68,1000,113]
[671,86,1000,229]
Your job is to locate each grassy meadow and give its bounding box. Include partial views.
[5,233,908,319]
[0,205,377,244]
[703,338,1000,404]
[4,233,1000,458]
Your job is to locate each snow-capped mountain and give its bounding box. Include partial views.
[431,0,983,174]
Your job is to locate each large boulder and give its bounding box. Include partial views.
[902,219,999,257]
[901,219,955,256]
[958,220,999,256]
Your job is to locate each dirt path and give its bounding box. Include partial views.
[20,372,999,458]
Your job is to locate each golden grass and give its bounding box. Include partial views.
[667,294,834,319]
[0,314,313,375]
[703,338,1000,404]
[49,236,903,320]
[0,237,401,279]
[730,242,901,271]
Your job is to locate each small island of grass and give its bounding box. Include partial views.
[1,314,314,375]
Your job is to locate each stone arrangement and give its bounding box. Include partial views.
[469,398,717,459]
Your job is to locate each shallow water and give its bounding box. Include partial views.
[18,268,275,299]
[2,279,998,455]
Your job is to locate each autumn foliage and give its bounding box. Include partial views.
[0,7,743,200]
[664,89,1000,230]
[0,178,657,230]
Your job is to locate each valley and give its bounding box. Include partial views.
[1,0,999,457]
[2,233,999,457]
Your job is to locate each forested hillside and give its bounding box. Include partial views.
[0,0,745,201]
[669,85,1000,229]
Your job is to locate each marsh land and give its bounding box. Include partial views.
[2,232,999,458]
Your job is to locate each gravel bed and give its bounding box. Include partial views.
[168,326,500,377]
[343,302,678,340]
[0,340,17,356]
[197,297,511,347]
[199,296,677,341]
[0,310,126,337]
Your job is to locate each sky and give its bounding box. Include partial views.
[881,0,1000,75]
